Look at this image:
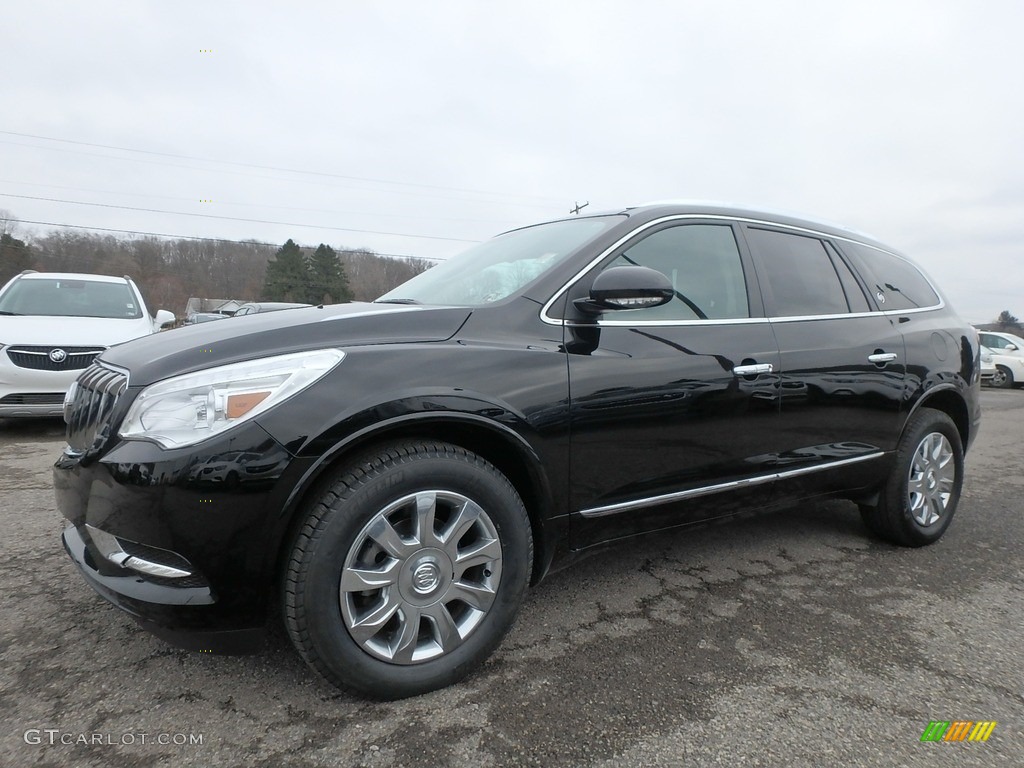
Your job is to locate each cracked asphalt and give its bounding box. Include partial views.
[1,390,1021,767]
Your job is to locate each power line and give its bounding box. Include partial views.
[0,192,478,243]
[14,218,448,260]
[1,138,559,210]
[0,129,565,205]
[0,178,522,226]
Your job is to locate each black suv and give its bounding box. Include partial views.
[55,204,981,699]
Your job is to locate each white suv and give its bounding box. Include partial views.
[0,271,175,417]
[978,330,1024,388]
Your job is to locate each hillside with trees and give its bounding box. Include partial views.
[0,216,430,316]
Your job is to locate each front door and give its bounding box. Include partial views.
[564,219,784,548]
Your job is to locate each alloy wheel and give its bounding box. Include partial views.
[339,490,502,664]
[906,432,956,527]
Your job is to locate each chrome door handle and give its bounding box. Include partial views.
[868,352,898,364]
[732,363,774,376]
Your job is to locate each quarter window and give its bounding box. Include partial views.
[745,228,850,317]
[600,224,749,321]
[838,241,940,310]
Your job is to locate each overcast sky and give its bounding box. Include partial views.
[3,0,1021,321]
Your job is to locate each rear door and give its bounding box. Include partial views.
[741,225,905,500]
[564,219,784,548]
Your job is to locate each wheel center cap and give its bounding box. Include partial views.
[412,561,441,594]
[926,469,937,488]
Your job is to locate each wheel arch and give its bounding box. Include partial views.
[903,384,971,450]
[270,412,560,594]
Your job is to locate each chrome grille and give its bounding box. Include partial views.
[65,363,129,454]
[7,345,106,371]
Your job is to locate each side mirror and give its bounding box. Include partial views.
[574,266,674,314]
[1006,343,1018,351]
[154,309,176,328]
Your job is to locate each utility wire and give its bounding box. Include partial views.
[0,129,565,204]
[0,178,522,226]
[1,139,556,209]
[0,192,478,243]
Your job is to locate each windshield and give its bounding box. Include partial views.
[0,278,143,319]
[376,216,623,306]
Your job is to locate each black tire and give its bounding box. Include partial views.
[991,365,1014,389]
[283,441,532,699]
[859,408,963,547]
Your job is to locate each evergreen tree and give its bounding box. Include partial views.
[995,310,1021,331]
[261,239,309,301]
[306,243,351,304]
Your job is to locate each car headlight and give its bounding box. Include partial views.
[119,349,345,448]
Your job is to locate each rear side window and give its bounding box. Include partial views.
[826,243,871,313]
[838,241,940,311]
[744,228,850,317]
[600,223,749,321]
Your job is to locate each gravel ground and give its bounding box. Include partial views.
[1,390,1021,767]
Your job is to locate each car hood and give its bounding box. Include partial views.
[0,315,154,347]
[99,303,473,386]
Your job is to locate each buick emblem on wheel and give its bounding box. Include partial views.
[49,348,68,363]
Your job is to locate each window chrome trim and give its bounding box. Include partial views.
[540,212,943,327]
[577,451,885,518]
[568,316,770,328]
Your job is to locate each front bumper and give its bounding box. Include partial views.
[54,420,314,652]
[0,364,77,416]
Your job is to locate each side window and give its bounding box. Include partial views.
[825,243,870,313]
[599,224,749,321]
[838,241,940,311]
[981,334,1005,350]
[744,228,850,317]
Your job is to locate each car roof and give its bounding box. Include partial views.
[17,271,130,284]
[556,202,896,253]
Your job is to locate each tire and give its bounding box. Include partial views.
[283,441,533,699]
[991,365,1013,389]
[859,407,963,547]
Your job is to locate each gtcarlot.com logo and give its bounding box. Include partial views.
[24,729,203,746]
[920,721,997,742]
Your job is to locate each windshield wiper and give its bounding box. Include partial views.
[0,310,22,315]
[374,298,422,305]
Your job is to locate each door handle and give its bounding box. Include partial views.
[732,363,774,376]
[868,352,898,364]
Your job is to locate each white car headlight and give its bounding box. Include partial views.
[119,349,345,448]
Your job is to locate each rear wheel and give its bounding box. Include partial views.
[860,408,963,547]
[283,441,532,699]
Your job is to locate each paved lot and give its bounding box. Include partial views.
[1,391,1022,767]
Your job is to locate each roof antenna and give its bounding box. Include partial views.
[569,201,589,215]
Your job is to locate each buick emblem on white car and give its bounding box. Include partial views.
[49,348,68,363]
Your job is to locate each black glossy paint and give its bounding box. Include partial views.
[53,203,982,650]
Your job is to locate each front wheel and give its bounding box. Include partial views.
[860,408,964,547]
[283,442,533,699]
[991,365,1014,389]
